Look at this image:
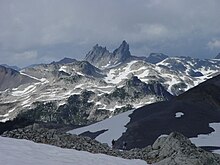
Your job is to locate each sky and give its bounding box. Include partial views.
[1,0,220,67]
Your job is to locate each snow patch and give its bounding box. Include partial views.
[12,85,36,96]
[59,66,67,72]
[190,123,220,154]
[68,110,134,146]
[175,112,184,118]
[104,61,137,84]
[20,72,48,83]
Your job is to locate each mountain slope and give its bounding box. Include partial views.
[0,64,20,71]
[117,74,220,149]
[69,74,220,152]
[0,136,146,165]
[0,65,37,91]
[0,41,219,125]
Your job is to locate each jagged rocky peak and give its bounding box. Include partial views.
[85,40,132,69]
[113,40,131,61]
[85,44,110,62]
[146,53,168,64]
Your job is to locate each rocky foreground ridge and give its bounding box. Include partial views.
[2,124,220,165]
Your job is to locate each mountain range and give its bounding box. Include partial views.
[0,41,219,125]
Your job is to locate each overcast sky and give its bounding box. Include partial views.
[1,0,220,67]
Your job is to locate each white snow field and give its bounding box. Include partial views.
[68,110,134,146]
[0,136,147,165]
[190,123,220,154]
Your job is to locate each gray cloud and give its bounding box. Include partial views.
[0,0,220,67]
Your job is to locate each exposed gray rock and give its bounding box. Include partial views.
[148,132,220,165]
[112,40,131,62]
[0,65,37,91]
[85,40,131,68]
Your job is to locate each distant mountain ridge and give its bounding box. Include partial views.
[145,53,168,64]
[1,64,20,71]
[51,57,77,64]
[0,41,219,125]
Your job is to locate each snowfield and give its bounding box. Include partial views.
[68,110,134,146]
[0,136,147,165]
[190,123,220,154]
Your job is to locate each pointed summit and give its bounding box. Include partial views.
[85,41,132,69]
[85,44,112,68]
[113,40,131,61]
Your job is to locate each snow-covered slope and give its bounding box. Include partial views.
[68,110,134,146]
[190,123,220,154]
[0,60,171,123]
[0,136,146,165]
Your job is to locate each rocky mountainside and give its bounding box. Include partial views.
[116,74,220,149]
[0,60,173,123]
[0,65,37,91]
[0,41,219,125]
[2,125,220,164]
[68,74,220,154]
